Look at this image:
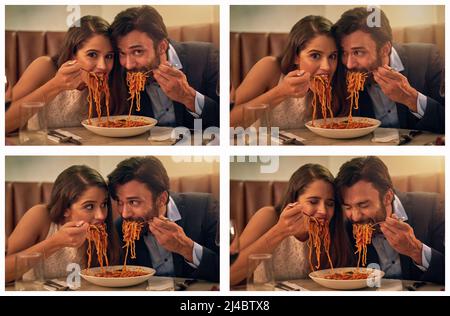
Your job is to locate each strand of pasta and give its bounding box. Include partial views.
[307,217,333,272]
[87,223,109,270]
[122,219,144,272]
[311,76,333,127]
[126,72,149,120]
[87,73,110,124]
[353,223,374,268]
[346,71,367,123]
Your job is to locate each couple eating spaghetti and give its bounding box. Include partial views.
[5,5,219,134]
[230,156,444,286]
[5,156,220,284]
[230,7,444,134]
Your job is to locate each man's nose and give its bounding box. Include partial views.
[124,56,136,70]
[344,54,357,70]
[351,208,362,223]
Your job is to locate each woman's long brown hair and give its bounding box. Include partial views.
[275,163,354,269]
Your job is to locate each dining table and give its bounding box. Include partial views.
[231,127,444,146]
[6,276,219,292]
[6,126,219,146]
[232,278,444,291]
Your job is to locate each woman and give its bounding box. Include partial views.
[5,15,123,133]
[230,164,353,286]
[5,165,119,282]
[230,15,345,128]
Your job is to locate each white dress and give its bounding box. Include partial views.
[254,236,311,282]
[44,89,89,129]
[43,222,84,279]
[270,75,312,129]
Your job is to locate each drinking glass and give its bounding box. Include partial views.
[19,101,47,145]
[14,252,45,291]
[242,103,271,145]
[246,253,275,291]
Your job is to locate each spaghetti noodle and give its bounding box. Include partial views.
[324,270,370,280]
[87,72,110,124]
[311,75,333,126]
[122,219,144,271]
[346,71,367,122]
[353,223,375,268]
[96,119,149,128]
[87,223,109,270]
[126,72,149,118]
[307,217,333,272]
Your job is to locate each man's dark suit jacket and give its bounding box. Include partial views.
[353,43,444,133]
[347,191,445,284]
[133,40,219,130]
[115,192,219,282]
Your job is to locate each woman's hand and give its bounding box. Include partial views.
[52,60,84,91]
[52,221,89,248]
[276,69,311,100]
[274,202,309,240]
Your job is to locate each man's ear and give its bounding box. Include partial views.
[383,188,394,207]
[380,42,392,59]
[157,191,169,210]
[157,39,169,57]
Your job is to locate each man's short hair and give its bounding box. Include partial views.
[111,5,168,46]
[332,7,392,51]
[335,156,394,201]
[108,156,170,204]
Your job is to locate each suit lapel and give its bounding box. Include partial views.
[169,41,189,127]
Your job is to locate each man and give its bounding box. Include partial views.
[335,156,444,284]
[332,7,444,133]
[108,156,219,282]
[111,6,219,130]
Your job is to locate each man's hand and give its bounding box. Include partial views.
[373,65,419,112]
[380,216,423,265]
[149,216,195,263]
[153,60,196,112]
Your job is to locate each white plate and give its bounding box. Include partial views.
[81,115,157,138]
[305,117,381,139]
[309,267,385,290]
[80,265,156,288]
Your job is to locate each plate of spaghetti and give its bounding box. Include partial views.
[80,265,155,287]
[81,115,157,137]
[309,267,385,290]
[305,116,380,139]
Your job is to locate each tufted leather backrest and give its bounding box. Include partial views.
[6,23,219,86]
[5,173,219,237]
[230,24,444,89]
[230,173,444,235]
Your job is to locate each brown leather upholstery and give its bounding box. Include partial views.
[5,174,219,237]
[6,23,219,86]
[231,23,445,88]
[230,173,444,234]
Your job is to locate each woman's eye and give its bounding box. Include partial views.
[85,204,94,210]
[101,202,107,208]
[310,53,320,60]
[105,53,114,60]
[308,200,319,205]
[87,52,98,58]
[329,53,337,60]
